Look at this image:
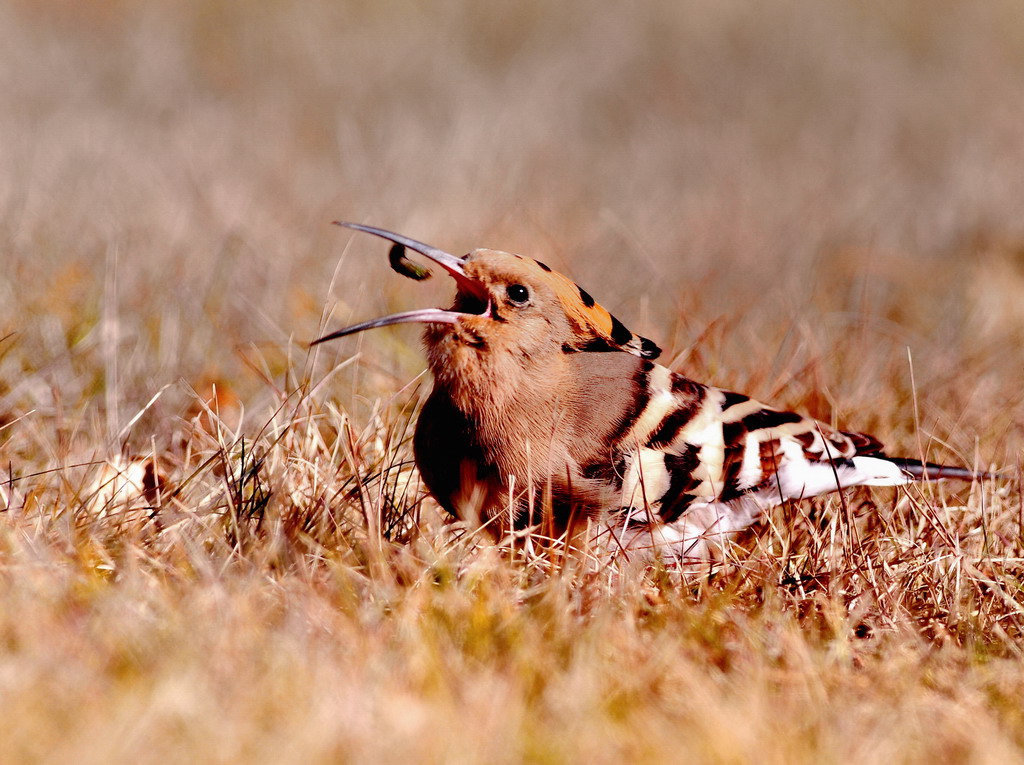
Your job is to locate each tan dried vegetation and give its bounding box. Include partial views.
[1,1,1024,762]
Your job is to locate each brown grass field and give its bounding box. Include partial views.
[2,1,1024,762]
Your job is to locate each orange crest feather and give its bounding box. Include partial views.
[534,260,661,360]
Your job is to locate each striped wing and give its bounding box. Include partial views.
[612,362,909,523]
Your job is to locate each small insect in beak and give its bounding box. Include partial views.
[388,243,432,281]
[310,222,492,347]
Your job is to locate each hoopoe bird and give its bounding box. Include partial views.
[313,222,992,564]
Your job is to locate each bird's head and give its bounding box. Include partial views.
[312,223,660,398]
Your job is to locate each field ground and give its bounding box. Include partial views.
[2,1,1024,762]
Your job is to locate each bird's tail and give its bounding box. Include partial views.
[884,457,998,482]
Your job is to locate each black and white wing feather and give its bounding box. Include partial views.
[604,360,978,560]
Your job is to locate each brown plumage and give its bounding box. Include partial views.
[313,222,994,563]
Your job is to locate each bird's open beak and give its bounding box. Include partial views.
[310,222,491,347]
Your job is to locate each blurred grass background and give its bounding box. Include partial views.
[2,1,1024,762]
[3,0,1023,431]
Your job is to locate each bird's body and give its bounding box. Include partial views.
[314,223,989,564]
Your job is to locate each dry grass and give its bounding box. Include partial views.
[2,0,1024,762]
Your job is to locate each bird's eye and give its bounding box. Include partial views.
[506,284,530,305]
